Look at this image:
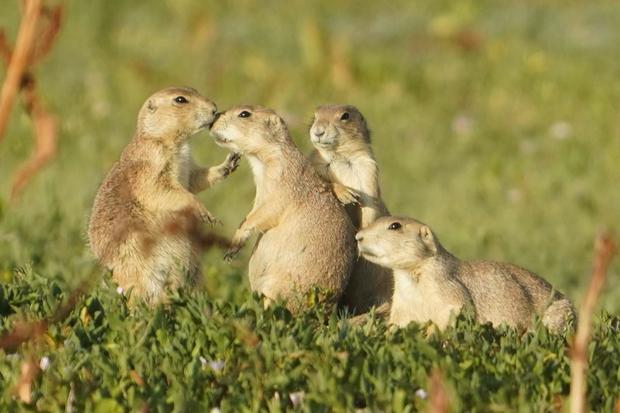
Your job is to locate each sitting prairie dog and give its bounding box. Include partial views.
[356,216,576,333]
[308,104,392,314]
[210,105,357,312]
[88,87,240,304]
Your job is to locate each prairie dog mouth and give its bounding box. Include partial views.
[357,244,377,258]
[312,132,338,146]
[208,112,222,130]
[210,130,231,144]
[200,120,214,130]
[213,135,230,144]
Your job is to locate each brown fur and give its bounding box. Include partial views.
[210,105,357,312]
[356,216,576,333]
[308,104,392,314]
[88,87,239,304]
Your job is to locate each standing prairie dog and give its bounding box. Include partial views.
[309,105,392,314]
[356,216,576,333]
[88,87,240,304]
[210,105,357,312]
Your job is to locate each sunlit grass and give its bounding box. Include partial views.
[1,0,619,410]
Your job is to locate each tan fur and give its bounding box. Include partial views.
[308,104,392,314]
[88,87,240,304]
[356,216,576,333]
[210,105,357,312]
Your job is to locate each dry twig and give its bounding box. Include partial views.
[0,0,63,201]
[9,74,58,200]
[12,356,40,404]
[569,232,616,413]
[0,279,91,352]
[0,207,228,351]
[426,368,450,413]
[65,382,76,413]
[0,0,41,139]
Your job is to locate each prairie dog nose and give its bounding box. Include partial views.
[203,100,217,113]
[355,232,363,242]
[312,123,325,138]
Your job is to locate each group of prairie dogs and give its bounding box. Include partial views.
[88,87,576,333]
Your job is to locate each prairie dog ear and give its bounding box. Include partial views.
[267,114,288,138]
[419,225,437,254]
[146,99,157,113]
[267,113,283,127]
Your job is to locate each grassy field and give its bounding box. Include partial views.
[1,0,620,411]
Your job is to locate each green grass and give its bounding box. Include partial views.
[1,0,620,411]
[2,273,620,412]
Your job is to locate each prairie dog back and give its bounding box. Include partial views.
[356,216,576,332]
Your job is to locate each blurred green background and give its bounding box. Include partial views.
[1,0,619,311]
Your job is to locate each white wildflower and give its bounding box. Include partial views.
[507,188,523,203]
[289,391,305,407]
[452,114,474,136]
[549,121,572,140]
[208,360,225,372]
[199,357,224,372]
[39,356,50,371]
[415,388,428,399]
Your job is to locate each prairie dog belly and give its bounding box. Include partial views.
[111,229,197,301]
[328,160,362,191]
[248,208,355,307]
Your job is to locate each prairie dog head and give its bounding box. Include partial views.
[355,216,440,270]
[309,104,370,150]
[137,87,217,142]
[210,105,289,155]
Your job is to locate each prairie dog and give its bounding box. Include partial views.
[356,217,576,332]
[88,87,240,304]
[210,105,357,312]
[309,104,391,313]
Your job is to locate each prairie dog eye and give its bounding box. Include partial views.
[388,222,401,230]
[239,111,252,118]
[340,112,350,121]
[174,96,189,104]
